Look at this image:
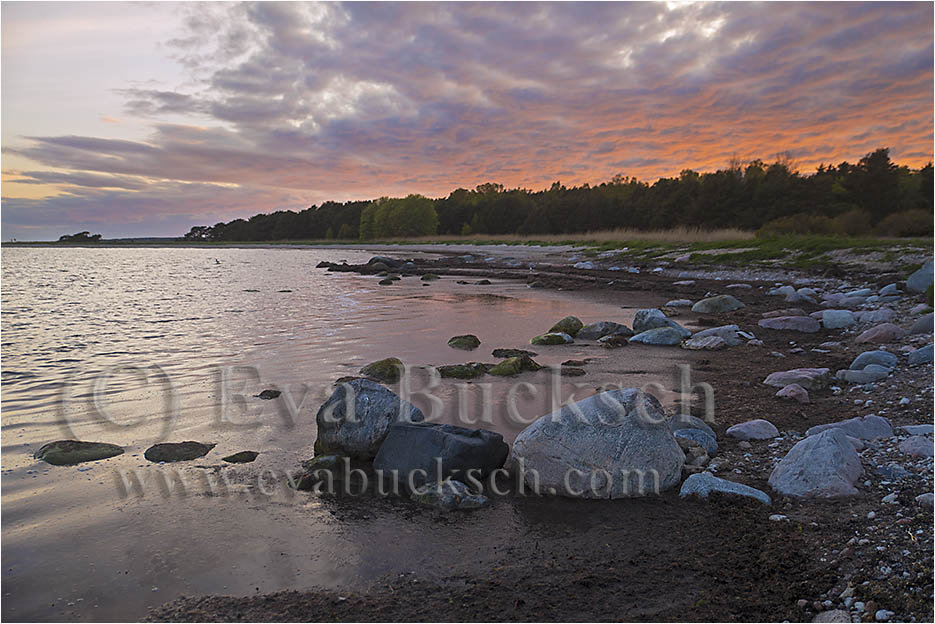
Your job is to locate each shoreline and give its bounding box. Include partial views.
[147,252,933,622]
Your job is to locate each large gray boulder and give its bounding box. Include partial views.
[768,429,863,498]
[680,472,771,505]
[854,323,907,344]
[628,327,685,346]
[763,368,831,390]
[849,350,899,370]
[906,259,933,293]
[691,295,744,315]
[757,316,821,333]
[314,379,424,459]
[682,335,728,350]
[689,325,744,346]
[632,309,689,336]
[805,414,893,440]
[374,422,509,486]
[835,365,891,384]
[576,321,632,340]
[508,389,684,498]
[855,309,895,324]
[899,436,934,458]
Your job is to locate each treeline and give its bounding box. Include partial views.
[184,148,933,242]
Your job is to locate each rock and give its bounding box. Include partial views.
[508,388,684,498]
[763,368,832,390]
[367,256,401,269]
[673,428,718,455]
[726,283,752,290]
[908,344,933,365]
[598,334,630,348]
[726,419,779,440]
[762,308,807,318]
[561,367,586,377]
[665,299,693,308]
[899,435,933,458]
[874,609,894,622]
[837,364,891,383]
[222,451,259,463]
[314,378,424,459]
[562,359,587,367]
[680,472,771,505]
[879,283,901,296]
[491,348,537,358]
[576,321,632,340]
[805,415,893,440]
[144,441,215,463]
[813,610,851,623]
[757,316,821,333]
[410,479,488,511]
[856,309,895,324]
[682,335,728,350]
[488,355,543,376]
[855,323,907,344]
[776,383,810,403]
[548,316,584,337]
[899,424,934,435]
[378,278,394,286]
[34,440,124,466]
[689,324,744,346]
[768,429,863,498]
[374,422,509,486]
[421,273,440,281]
[360,357,404,383]
[915,492,934,509]
[530,332,574,346]
[475,279,492,285]
[255,389,281,400]
[911,303,932,314]
[672,280,695,286]
[666,414,717,440]
[691,295,744,315]
[785,292,816,304]
[850,350,899,370]
[573,261,597,270]
[906,259,933,293]
[909,313,934,335]
[821,310,856,329]
[876,463,912,480]
[632,309,689,335]
[628,327,686,346]
[437,363,488,379]
[768,514,788,521]
[447,334,481,350]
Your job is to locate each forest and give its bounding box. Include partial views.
[184,148,933,242]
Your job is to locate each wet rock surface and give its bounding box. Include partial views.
[144,441,216,463]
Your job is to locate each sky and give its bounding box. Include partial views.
[1,1,933,240]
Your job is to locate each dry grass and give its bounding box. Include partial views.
[383,227,755,245]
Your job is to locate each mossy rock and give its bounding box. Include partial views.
[377,271,389,277]
[488,356,542,376]
[421,274,440,281]
[34,440,124,466]
[390,275,401,281]
[378,278,394,285]
[360,357,404,383]
[144,441,216,463]
[448,334,481,350]
[222,451,259,464]
[548,315,584,336]
[492,348,538,358]
[530,332,574,346]
[437,363,489,379]
[300,454,345,472]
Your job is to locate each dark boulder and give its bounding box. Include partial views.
[34,440,124,465]
[144,441,216,463]
[374,422,509,486]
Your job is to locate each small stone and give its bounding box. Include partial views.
[738,441,752,450]
[726,419,779,440]
[776,383,810,404]
[855,323,907,344]
[768,514,787,521]
[255,389,281,400]
[915,492,934,508]
[874,609,894,622]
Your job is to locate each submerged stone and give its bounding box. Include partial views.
[530,332,574,346]
[436,363,489,379]
[488,356,542,376]
[34,440,124,466]
[447,334,481,350]
[360,357,404,383]
[548,316,584,337]
[491,348,538,358]
[144,441,216,463]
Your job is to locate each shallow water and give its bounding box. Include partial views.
[1,246,693,621]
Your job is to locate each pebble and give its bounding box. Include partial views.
[875,609,894,622]
[867,511,876,519]
[768,514,788,522]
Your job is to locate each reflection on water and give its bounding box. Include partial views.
[1,246,690,622]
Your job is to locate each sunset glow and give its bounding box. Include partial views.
[2,1,933,239]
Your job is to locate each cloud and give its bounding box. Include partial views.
[3,1,932,238]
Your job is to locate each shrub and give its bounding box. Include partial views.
[756,214,836,237]
[830,209,873,236]
[875,210,934,237]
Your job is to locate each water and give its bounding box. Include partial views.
[1,246,689,621]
